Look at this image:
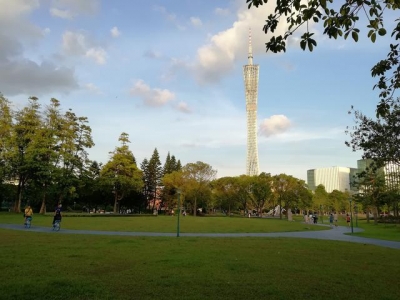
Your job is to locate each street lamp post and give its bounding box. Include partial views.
[177,189,181,237]
[355,204,358,227]
[349,197,354,234]
[320,204,323,224]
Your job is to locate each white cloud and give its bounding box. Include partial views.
[110,26,121,38]
[62,31,87,54]
[176,101,191,113]
[85,47,106,64]
[192,2,312,84]
[50,0,99,19]
[0,0,39,19]
[50,7,73,19]
[190,17,203,28]
[0,0,79,96]
[153,5,185,30]
[130,79,175,107]
[85,83,103,94]
[42,28,51,35]
[214,8,230,16]
[62,31,107,64]
[259,115,291,137]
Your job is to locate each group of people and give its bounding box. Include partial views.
[304,212,354,227]
[23,203,63,227]
[304,213,319,224]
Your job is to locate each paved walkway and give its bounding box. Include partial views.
[1,223,399,249]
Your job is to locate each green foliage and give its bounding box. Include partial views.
[272,174,309,218]
[212,176,240,214]
[100,133,143,213]
[327,189,347,213]
[247,0,400,115]
[313,184,328,210]
[250,172,273,213]
[346,98,400,167]
[178,161,217,215]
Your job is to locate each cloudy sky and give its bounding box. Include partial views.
[1,0,397,181]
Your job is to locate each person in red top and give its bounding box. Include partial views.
[346,214,351,227]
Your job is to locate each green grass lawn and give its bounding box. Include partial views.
[0,213,329,233]
[0,229,398,300]
[350,221,400,241]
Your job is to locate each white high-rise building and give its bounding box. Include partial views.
[357,159,400,190]
[307,167,356,193]
[243,29,259,176]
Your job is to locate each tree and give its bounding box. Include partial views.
[100,133,143,213]
[0,94,13,185]
[231,175,253,216]
[250,172,273,215]
[10,97,42,212]
[212,176,239,215]
[346,98,400,168]
[327,189,347,213]
[162,170,185,210]
[271,174,307,219]
[313,184,329,212]
[353,165,387,223]
[147,148,163,211]
[181,161,217,216]
[247,0,400,116]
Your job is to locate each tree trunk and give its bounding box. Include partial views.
[373,206,378,224]
[194,196,197,217]
[151,188,156,211]
[113,192,118,214]
[39,184,47,214]
[14,178,24,213]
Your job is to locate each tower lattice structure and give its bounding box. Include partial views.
[243,29,260,176]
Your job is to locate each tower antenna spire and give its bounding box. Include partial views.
[243,28,259,176]
[248,28,253,65]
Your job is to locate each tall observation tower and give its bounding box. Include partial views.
[243,29,259,176]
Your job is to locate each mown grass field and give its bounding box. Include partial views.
[0,228,399,300]
[1,213,399,299]
[0,213,329,233]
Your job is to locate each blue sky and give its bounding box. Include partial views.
[1,0,397,181]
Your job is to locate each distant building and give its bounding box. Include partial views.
[307,167,357,193]
[357,159,400,190]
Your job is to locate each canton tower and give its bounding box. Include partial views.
[243,29,259,176]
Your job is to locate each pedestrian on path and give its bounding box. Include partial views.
[346,214,351,227]
[329,213,334,227]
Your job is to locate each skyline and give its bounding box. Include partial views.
[1,0,396,181]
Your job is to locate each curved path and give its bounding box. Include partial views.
[1,223,399,250]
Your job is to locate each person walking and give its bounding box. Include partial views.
[334,212,338,227]
[329,213,334,227]
[313,212,318,224]
[53,203,63,226]
[24,205,33,225]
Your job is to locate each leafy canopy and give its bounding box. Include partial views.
[247,0,400,116]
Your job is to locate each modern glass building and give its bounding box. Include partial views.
[307,167,354,193]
